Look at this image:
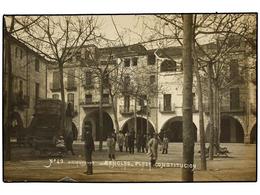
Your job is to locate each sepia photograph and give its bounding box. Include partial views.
[2,14,257,182]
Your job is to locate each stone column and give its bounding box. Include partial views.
[244,132,251,144]
[230,119,236,143]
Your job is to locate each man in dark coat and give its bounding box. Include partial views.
[84,125,95,175]
[65,103,75,155]
[117,131,124,152]
[128,130,135,154]
[124,132,129,152]
[140,134,146,153]
[162,134,169,154]
[136,133,141,152]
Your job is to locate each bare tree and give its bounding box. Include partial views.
[78,43,133,150]
[182,14,194,181]
[14,16,99,137]
[150,14,256,160]
[135,14,207,169]
[194,14,256,158]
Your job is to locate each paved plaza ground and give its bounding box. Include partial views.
[3,142,257,182]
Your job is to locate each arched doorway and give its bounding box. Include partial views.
[250,124,256,144]
[10,112,24,142]
[160,116,197,142]
[122,117,155,136]
[220,116,244,143]
[82,110,114,141]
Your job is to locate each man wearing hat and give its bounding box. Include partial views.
[147,133,160,168]
[84,124,95,175]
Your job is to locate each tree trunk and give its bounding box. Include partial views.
[4,17,17,161]
[208,62,214,160]
[217,95,221,146]
[134,97,137,135]
[146,99,149,136]
[58,63,66,136]
[212,86,216,154]
[182,14,194,181]
[193,52,207,171]
[4,31,12,161]
[99,78,104,151]
[213,84,218,151]
[110,93,120,133]
[214,85,220,148]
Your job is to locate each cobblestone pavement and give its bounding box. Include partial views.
[3,143,256,182]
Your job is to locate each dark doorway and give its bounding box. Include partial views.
[122,117,155,136]
[220,116,244,143]
[250,124,256,144]
[10,112,24,143]
[161,117,197,142]
[82,111,114,141]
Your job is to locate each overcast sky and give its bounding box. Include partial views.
[99,15,180,49]
[100,15,138,40]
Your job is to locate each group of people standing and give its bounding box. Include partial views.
[106,130,136,160]
[83,126,170,175]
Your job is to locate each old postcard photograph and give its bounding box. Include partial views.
[2,14,257,182]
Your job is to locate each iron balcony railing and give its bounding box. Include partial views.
[65,81,77,91]
[80,98,111,107]
[203,101,246,113]
[119,105,135,115]
[82,83,94,90]
[159,102,175,113]
[49,82,61,92]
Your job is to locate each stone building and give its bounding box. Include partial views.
[3,34,48,140]
[150,46,200,142]
[47,44,155,140]
[153,37,256,144]
[46,39,256,143]
[201,36,256,144]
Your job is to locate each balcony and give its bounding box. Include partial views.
[136,105,150,115]
[65,81,77,91]
[159,103,175,113]
[103,96,109,104]
[82,83,94,90]
[220,102,246,113]
[12,92,30,110]
[119,105,150,116]
[80,99,112,108]
[50,82,61,92]
[203,101,246,113]
[119,105,135,115]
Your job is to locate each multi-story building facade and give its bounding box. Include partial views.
[150,47,200,142]
[4,30,255,145]
[46,40,256,144]
[3,34,48,140]
[47,44,156,140]
[207,36,256,144]
[154,41,256,144]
